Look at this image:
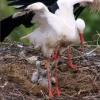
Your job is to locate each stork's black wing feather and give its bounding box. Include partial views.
[0,11,34,42]
[0,0,84,42]
[0,0,58,42]
[8,0,57,9]
[74,6,85,19]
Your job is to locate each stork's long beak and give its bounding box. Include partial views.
[79,33,84,45]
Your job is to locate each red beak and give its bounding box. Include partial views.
[79,33,84,45]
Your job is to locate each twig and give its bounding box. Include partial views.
[62,46,99,60]
[83,94,100,99]
[9,92,22,97]
[15,88,25,100]
[86,47,98,55]
[0,81,8,88]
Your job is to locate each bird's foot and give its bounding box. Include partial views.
[48,89,54,98]
[52,87,61,96]
[56,87,61,96]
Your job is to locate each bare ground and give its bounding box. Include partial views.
[0,42,100,100]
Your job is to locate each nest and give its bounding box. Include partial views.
[0,39,100,100]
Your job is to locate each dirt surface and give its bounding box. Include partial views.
[0,42,100,100]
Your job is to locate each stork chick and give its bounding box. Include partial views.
[31,61,56,95]
[31,61,49,87]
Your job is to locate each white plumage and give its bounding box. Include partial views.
[21,0,93,97]
[76,18,85,34]
[22,0,92,57]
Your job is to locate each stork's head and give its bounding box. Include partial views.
[76,18,85,45]
[26,2,49,13]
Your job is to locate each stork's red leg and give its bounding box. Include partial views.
[45,59,53,98]
[79,33,85,52]
[54,60,61,96]
[53,48,61,96]
[67,46,77,69]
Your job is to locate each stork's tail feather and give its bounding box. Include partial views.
[89,0,100,12]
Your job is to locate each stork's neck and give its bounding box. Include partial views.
[58,7,75,20]
[56,0,76,21]
[56,0,79,39]
[56,4,76,27]
[56,0,93,19]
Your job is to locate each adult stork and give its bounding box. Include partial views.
[0,0,71,42]
[1,0,97,42]
[20,0,93,97]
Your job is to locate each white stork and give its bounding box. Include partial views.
[20,0,93,97]
[1,0,100,42]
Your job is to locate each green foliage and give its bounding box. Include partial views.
[0,0,14,19]
[80,9,100,43]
